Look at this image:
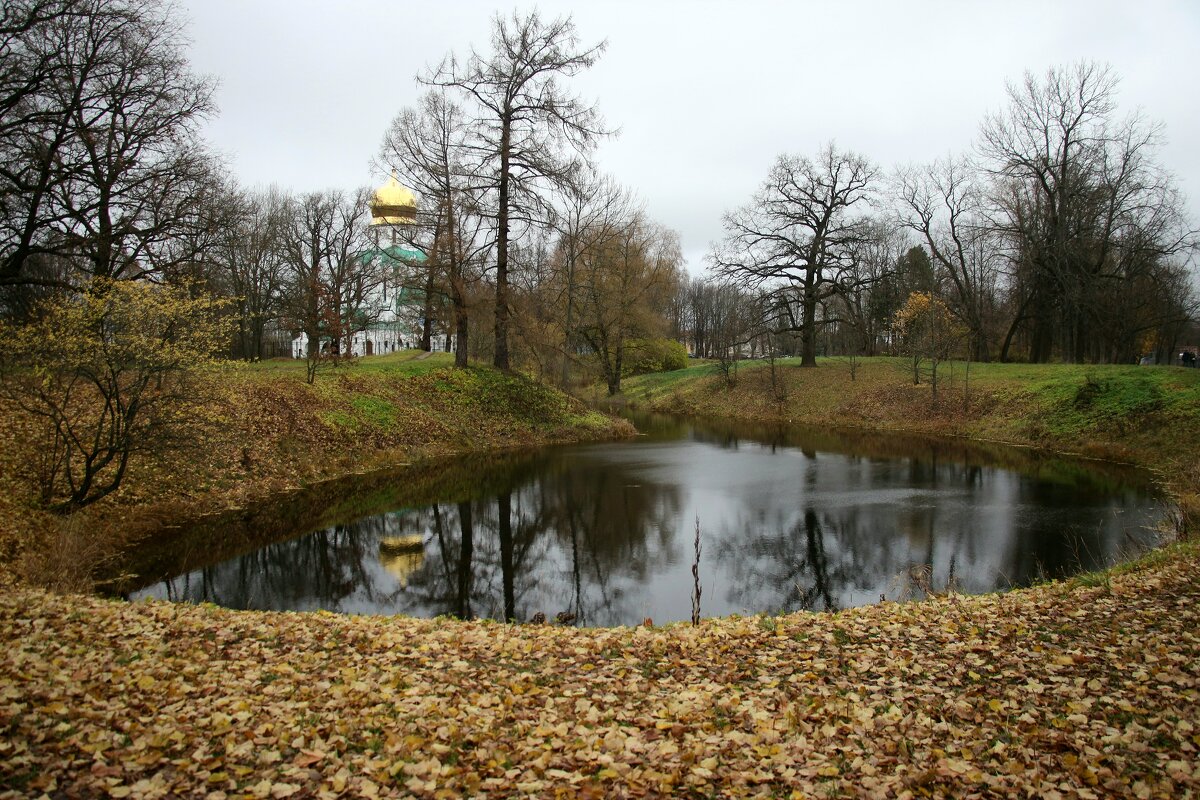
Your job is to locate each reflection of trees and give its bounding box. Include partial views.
[396,494,552,622]
[499,494,515,622]
[394,459,682,626]
[538,463,682,625]
[713,453,1161,613]
[715,508,862,613]
[157,517,408,611]
[456,502,473,619]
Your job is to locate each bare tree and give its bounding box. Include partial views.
[280,189,372,383]
[423,10,609,370]
[0,0,217,292]
[832,218,908,357]
[0,0,86,289]
[378,91,492,368]
[507,227,560,378]
[980,62,1196,362]
[895,156,1002,361]
[710,143,878,367]
[214,186,290,360]
[549,168,630,386]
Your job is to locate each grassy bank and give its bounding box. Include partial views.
[0,351,632,589]
[621,357,1200,524]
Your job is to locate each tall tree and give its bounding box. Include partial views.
[710,143,878,367]
[423,10,608,370]
[574,209,681,395]
[549,168,629,386]
[216,186,290,360]
[980,62,1195,362]
[0,0,217,292]
[0,0,85,291]
[280,189,372,383]
[896,156,1002,361]
[378,91,491,368]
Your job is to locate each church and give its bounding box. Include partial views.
[290,177,455,359]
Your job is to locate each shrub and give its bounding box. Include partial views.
[623,338,688,376]
[0,280,231,512]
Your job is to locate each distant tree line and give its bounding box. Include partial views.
[1,2,1195,382]
[692,63,1197,367]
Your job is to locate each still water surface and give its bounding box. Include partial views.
[128,415,1163,626]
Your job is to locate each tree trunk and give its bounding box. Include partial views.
[421,268,435,351]
[800,276,818,368]
[453,302,469,368]
[560,252,577,387]
[973,329,990,363]
[444,198,470,369]
[606,345,623,396]
[493,121,512,371]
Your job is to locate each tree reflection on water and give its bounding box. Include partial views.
[130,415,1162,625]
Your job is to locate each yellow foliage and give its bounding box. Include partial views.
[893,291,967,358]
[0,280,232,511]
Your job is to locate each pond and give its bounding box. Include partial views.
[123,414,1165,626]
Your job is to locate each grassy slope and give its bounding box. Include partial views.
[209,351,625,498]
[0,351,631,583]
[623,357,1200,517]
[1,357,1198,797]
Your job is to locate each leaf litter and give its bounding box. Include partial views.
[1,544,1198,798]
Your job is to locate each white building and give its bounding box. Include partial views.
[291,177,455,359]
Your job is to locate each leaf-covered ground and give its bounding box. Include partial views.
[3,544,1198,799]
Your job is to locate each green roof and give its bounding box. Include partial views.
[356,244,428,266]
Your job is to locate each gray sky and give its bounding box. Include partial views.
[179,0,1200,271]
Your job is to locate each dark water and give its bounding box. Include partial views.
[124,414,1164,626]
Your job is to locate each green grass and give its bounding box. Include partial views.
[349,395,399,428]
[304,360,602,442]
[233,349,454,379]
[322,409,359,431]
[619,356,1200,472]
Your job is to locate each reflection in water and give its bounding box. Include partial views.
[129,414,1163,626]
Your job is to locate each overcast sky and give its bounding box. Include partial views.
[178,0,1200,271]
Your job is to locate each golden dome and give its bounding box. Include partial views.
[371,175,417,226]
[379,534,425,587]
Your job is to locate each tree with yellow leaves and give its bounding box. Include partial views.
[893,291,966,403]
[0,280,231,511]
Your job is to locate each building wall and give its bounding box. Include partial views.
[291,327,456,359]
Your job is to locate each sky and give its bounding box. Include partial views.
[177,0,1200,272]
